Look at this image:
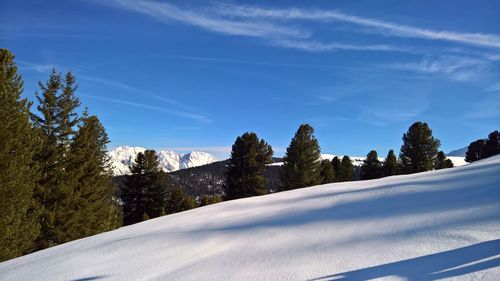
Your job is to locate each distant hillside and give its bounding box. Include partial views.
[447,147,468,157]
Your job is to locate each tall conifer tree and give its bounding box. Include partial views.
[399,122,440,174]
[122,150,167,225]
[224,132,273,199]
[339,156,354,181]
[0,49,40,261]
[383,149,399,176]
[320,159,335,184]
[361,150,382,180]
[280,124,322,190]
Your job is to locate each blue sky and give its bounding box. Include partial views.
[2,0,499,159]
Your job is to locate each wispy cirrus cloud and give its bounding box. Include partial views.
[95,0,411,53]
[81,94,212,123]
[218,5,500,50]
[385,56,491,82]
[17,60,57,73]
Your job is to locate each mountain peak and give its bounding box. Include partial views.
[108,147,217,176]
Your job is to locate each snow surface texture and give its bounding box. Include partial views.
[108,146,217,175]
[2,156,499,281]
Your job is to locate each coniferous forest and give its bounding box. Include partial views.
[1,48,500,262]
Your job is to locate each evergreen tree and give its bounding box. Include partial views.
[280,124,322,190]
[165,188,197,214]
[320,159,335,184]
[361,150,382,180]
[331,156,342,182]
[224,132,273,199]
[465,139,486,163]
[339,156,354,181]
[484,130,500,158]
[399,122,440,174]
[31,70,81,249]
[0,49,40,261]
[434,151,454,170]
[56,114,121,242]
[122,150,167,225]
[383,149,399,176]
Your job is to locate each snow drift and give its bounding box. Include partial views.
[1,156,499,280]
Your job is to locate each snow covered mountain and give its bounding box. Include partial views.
[108,146,217,175]
[2,155,499,280]
[447,147,468,157]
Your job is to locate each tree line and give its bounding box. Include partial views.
[223,122,457,200]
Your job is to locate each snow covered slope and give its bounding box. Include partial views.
[2,156,500,281]
[108,146,217,175]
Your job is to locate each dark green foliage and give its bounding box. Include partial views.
[339,156,354,181]
[399,122,440,174]
[56,114,122,242]
[331,156,342,182]
[224,132,273,199]
[383,149,400,176]
[31,70,81,249]
[434,151,454,170]
[0,49,40,261]
[199,195,223,207]
[484,130,500,159]
[361,150,383,180]
[280,124,322,190]
[320,159,335,184]
[122,150,168,225]
[465,130,500,162]
[165,188,197,214]
[465,139,486,162]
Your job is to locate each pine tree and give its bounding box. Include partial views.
[434,151,453,170]
[484,130,500,158]
[165,188,197,214]
[280,124,322,190]
[465,139,486,163]
[383,149,399,176]
[361,150,382,180]
[199,195,223,207]
[339,156,354,181]
[399,122,440,174]
[320,159,335,184]
[56,114,122,242]
[31,69,81,249]
[122,150,167,225]
[224,132,273,199]
[0,49,40,261]
[331,156,342,182]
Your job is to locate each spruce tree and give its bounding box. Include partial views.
[0,49,40,261]
[280,124,322,190]
[122,150,167,225]
[224,132,273,199]
[320,159,335,184]
[199,195,223,207]
[339,156,354,181]
[331,156,342,182]
[361,150,382,180]
[383,149,399,176]
[31,69,81,249]
[434,151,453,170]
[56,114,122,242]
[399,122,440,174]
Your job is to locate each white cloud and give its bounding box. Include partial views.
[17,61,56,73]
[273,39,411,53]
[386,56,491,81]
[219,5,500,50]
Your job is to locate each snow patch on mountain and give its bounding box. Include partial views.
[108,146,217,176]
